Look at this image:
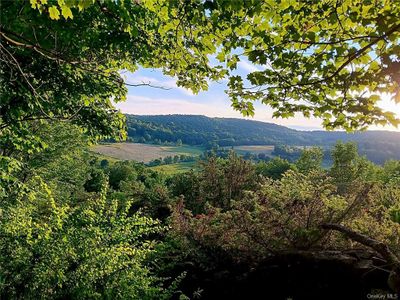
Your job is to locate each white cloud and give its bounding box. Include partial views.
[238,60,263,73]
[115,95,324,130]
[116,95,400,131]
[115,95,241,117]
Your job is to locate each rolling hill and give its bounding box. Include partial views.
[125,114,400,164]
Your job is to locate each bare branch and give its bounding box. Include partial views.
[124,81,172,90]
[320,223,400,272]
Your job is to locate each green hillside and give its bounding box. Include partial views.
[126,114,310,147]
[125,114,400,164]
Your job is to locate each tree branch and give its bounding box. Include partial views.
[320,223,400,272]
[124,81,172,90]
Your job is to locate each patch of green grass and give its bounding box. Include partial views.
[226,145,275,154]
[90,151,120,163]
[149,161,197,175]
[220,145,275,158]
[161,145,205,156]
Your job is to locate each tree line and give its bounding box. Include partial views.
[126,115,400,164]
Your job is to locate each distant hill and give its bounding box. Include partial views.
[125,114,400,164]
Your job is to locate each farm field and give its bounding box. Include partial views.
[163,145,204,156]
[224,145,275,155]
[91,143,203,163]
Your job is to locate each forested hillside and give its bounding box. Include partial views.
[127,115,308,146]
[126,115,400,163]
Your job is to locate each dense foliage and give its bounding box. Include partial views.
[0,0,225,174]
[217,0,400,129]
[0,123,181,299]
[1,121,399,298]
[167,147,400,296]
[126,114,400,164]
[10,0,400,131]
[147,155,197,167]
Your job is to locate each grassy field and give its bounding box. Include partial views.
[161,145,204,156]
[92,143,279,175]
[223,145,275,155]
[149,161,197,175]
[91,143,203,163]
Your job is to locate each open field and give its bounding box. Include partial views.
[161,145,204,156]
[91,143,203,163]
[224,145,275,155]
[149,161,197,175]
[234,145,274,152]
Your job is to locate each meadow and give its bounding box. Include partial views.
[225,145,275,155]
[92,143,203,163]
[149,161,197,174]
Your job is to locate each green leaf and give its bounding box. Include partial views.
[48,6,60,20]
[61,5,73,20]
[78,0,93,11]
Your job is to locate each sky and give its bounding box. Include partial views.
[115,61,400,132]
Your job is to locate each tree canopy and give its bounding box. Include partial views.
[1,0,399,157]
[210,0,400,130]
[0,0,225,154]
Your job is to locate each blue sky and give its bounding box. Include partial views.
[115,62,400,131]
